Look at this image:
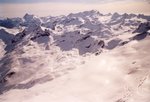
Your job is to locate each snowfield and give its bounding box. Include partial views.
[1,37,150,102]
[0,10,150,102]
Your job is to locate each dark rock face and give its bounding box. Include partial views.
[132,22,150,41]
[0,29,15,52]
[0,29,14,45]
[119,41,129,46]
[132,33,148,41]
[55,31,105,55]
[98,40,105,48]
[106,38,122,50]
[0,18,22,28]
[133,22,150,34]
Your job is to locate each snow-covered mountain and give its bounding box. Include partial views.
[0,10,150,102]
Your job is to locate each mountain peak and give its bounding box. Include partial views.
[23,13,42,26]
[23,13,34,20]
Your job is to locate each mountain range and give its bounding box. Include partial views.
[0,10,150,102]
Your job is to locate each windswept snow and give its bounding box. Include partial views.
[0,39,6,59]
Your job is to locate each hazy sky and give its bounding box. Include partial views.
[0,0,150,17]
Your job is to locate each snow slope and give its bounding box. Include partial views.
[0,36,150,102]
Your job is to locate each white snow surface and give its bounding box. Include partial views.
[0,37,150,102]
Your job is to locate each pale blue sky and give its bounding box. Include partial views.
[0,0,147,3]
